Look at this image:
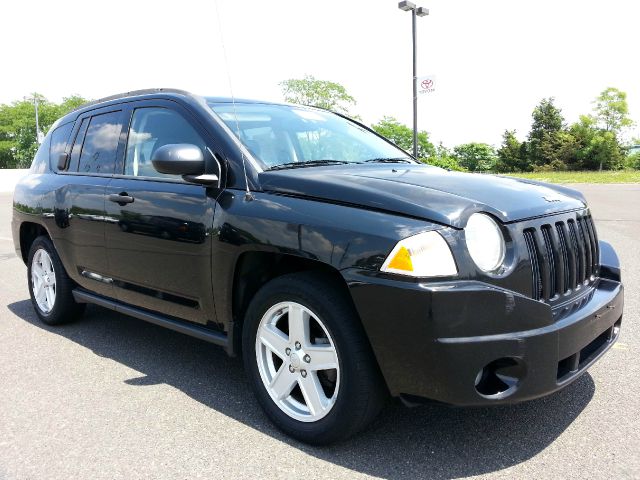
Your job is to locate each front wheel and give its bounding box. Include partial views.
[243,272,387,444]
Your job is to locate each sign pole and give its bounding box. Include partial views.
[398,2,429,159]
[412,8,418,159]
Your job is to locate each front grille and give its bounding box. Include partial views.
[523,214,599,302]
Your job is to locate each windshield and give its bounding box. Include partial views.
[207,102,413,170]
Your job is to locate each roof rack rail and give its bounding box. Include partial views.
[71,88,194,113]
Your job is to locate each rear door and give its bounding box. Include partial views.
[55,107,127,297]
[104,100,220,325]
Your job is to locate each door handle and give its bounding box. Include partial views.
[109,193,135,206]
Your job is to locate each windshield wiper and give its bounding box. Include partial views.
[266,160,351,171]
[364,157,413,164]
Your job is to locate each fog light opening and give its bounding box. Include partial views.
[474,369,484,387]
[475,357,525,398]
[613,318,622,338]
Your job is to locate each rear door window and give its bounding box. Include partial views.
[77,111,125,174]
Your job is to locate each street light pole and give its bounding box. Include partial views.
[398,1,429,159]
[24,94,42,145]
[34,96,41,145]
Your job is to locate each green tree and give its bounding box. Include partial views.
[279,75,356,114]
[526,97,565,168]
[569,115,624,170]
[584,130,624,170]
[592,87,633,134]
[424,142,465,171]
[495,130,529,172]
[371,116,436,159]
[588,87,633,170]
[452,143,497,172]
[536,130,580,171]
[0,94,88,168]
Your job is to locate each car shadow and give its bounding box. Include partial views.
[8,300,596,479]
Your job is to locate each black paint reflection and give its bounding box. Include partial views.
[118,212,206,244]
[54,207,70,228]
[218,222,260,245]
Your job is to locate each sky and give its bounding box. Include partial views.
[2,0,639,147]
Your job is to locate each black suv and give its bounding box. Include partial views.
[12,89,624,444]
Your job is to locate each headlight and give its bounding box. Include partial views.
[465,213,505,272]
[380,231,457,277]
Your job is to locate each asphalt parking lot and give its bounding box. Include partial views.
[0,184,638,480]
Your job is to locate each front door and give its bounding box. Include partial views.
[104,102,220,325]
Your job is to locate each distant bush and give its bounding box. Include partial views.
[625,152,640,169]
[452,143,497,172]
[421,156,466,171]
[532,159,568,172]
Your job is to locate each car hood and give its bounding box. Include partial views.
[258,164,587,228]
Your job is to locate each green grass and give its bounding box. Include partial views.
[505,170,640,184]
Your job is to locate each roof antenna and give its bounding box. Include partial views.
[214,0,254,202]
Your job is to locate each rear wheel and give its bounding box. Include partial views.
[27,235,85,325]
[243,272,387,444]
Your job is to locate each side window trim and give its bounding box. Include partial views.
[115,105,133,175]
[59,100,224,185]
[67,117,90,173]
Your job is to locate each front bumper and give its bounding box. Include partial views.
[343,269,623,406]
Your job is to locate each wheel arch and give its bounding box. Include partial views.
[230,251,358,356]
[19,221,50,265]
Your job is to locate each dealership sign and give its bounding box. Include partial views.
[418,75,436,95]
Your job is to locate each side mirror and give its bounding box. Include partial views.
[151,144,205,176]
[57,152,69,170]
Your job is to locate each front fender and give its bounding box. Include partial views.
[210,190,442,327]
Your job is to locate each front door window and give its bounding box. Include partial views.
[125,107,206,179]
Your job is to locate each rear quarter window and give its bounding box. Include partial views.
[30,134,52,174]
[49,122,75,171]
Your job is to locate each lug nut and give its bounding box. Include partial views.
[303,354,311,363]
[285,347,291,355]
[295,341,301,350]
[289,365,295,373]
[301,370,307,378]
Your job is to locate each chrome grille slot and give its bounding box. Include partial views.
[541,225,557,298]
[555,222,570,294]
[523,229,542,301]
[577,217,592,279]
[584,215,599,276]
[567,219,585,284]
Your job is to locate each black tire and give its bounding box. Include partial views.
[27,235,86,326]
[242,271,387,444]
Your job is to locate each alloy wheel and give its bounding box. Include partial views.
[255,301,340,422]
[31,248,57,314]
